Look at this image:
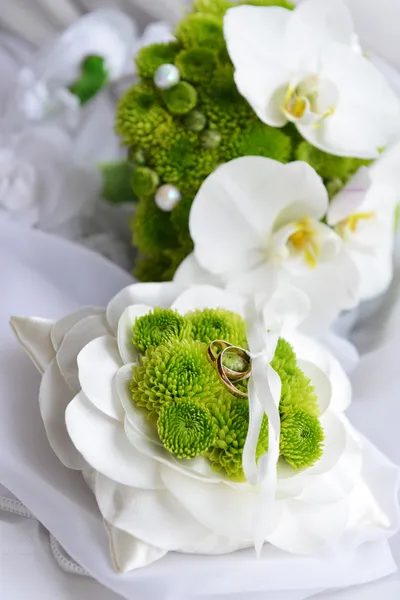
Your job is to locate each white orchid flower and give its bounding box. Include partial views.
[8,10,136,130]
[224,0,400,159]
[175,156,359,336]
[10,282,400,572]
[328,142,400,300]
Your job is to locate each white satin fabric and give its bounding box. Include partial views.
[1,218,400,600]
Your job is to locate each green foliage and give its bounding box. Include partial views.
[131,166,159,196]
[69,55,109,105]
[131,195,178,256]
[237,122,292,162]
[158,401,215,458]
[132,308,192,353]
[136,42,181,78]
[238,0,294,8]
[162,81,198,115]
[280,410,324,469]
[100,161,136,204]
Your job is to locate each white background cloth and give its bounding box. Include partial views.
[1,0,400,598]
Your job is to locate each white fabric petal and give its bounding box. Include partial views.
[124,418,227,484]
[160,464,255,540]
[285,0,354,73]
[224,5,290,126]
[106,282,183,334]
[56,314,110,393]
[95,472,212,550]
[106,524,167,573]
[65,391,162,489]
[227,262,279,298]
[39,359,86,470]
[287,331,352,414]
[298,419,363,504]
[322,330,360,374]
[267,495,349,554]
[77,335,123,421]
[117,305,151,364]
[309,411,348,477]
[173,253,225,287]
[51,306,104,351]
[297,360,331,415]
[171,285,246,317]
[10,316,55,373]
[304,43,400,158]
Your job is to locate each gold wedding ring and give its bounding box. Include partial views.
[207,340,252,398]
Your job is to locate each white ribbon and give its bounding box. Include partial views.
[242,298,282,555]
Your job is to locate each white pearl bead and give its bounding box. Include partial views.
[154,64,180,90]
[155,184,181,212]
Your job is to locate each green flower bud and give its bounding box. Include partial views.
[162,81,198,115]
[131,166,159,197]
[183,110,207,132]
[176,13,225,49]
[201,129,221,149]
[132,308,192,353]
[280,410,324,470]
[186,308,248,348]
[175,48,216,83]
[136,42,181,78]
[157,401,215,459]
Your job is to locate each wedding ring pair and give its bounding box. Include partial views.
[207,340,252,398]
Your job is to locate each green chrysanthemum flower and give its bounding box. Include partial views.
[187,308,248,348]
[272,338,320,418]
[157,400,215,458]
[132,308,192,353]
[136,42,181,78]
[130,339,222,416]
[205,396,269,481]
[280,410,324,469]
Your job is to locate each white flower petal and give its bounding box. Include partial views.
[124,418,226,484]
[262,283,311,333]
[77,335,123,420]
[51,306,104,351]
[305,43,400,158]
[309,411,347,476]
[117,305,151,364]
[57,314,110,393]
[39,359,86,470]
[226,263,278,298]
[116,365,160,445]
[171,285,246,317]
[287,331,352,414]
[350,236,395,301]
[160,464,254,540]
[95,473,211,550]
[10,316,55,373]
[321,331,360,374]
[173,253,225,287]
[297,360,331,415]
[106,283,183,334]
[106,524,166,573]
[327,167,372,226]
[299,419,363,504]
[191,158,328,277]
[66,391,162,489]
[285,0,354,73]
[224,5,290,126]
[288,249,360,335]
[267,495,349,554]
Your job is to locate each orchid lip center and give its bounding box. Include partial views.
[281,75,337,125]
[335,212,375,238]
[287,217,320,268]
